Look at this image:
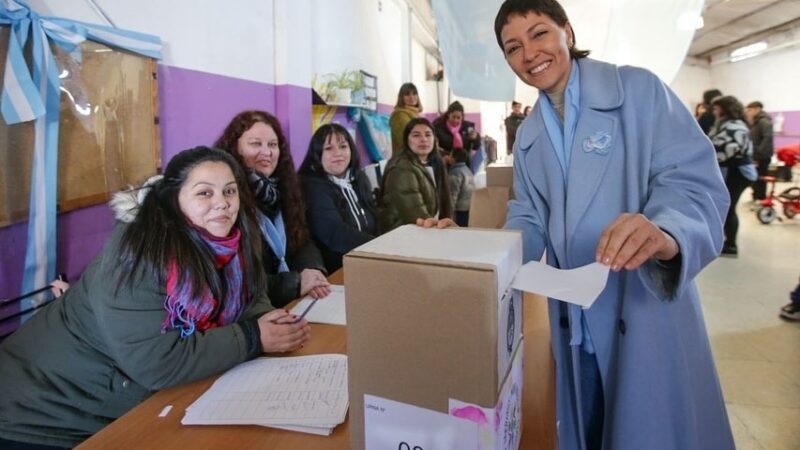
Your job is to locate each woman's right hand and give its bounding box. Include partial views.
[256,309,311,353]
[416,217,458,228]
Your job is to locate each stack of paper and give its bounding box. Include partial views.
[291,285,346,325]
[182,354,348,435]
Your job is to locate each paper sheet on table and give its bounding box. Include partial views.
[510,261,609,308]
[290,285,346,325]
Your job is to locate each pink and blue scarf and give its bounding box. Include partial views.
[162,227,245,338]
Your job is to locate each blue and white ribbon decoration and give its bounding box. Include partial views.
[0,0,161,314]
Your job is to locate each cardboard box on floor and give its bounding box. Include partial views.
[486,163,513,187]
[345,225,524,450]
[471,162,515,229]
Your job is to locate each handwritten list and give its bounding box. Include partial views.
[182,354,348,435]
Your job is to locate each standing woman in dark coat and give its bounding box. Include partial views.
[299,123,377,272]
[709,95,757,256]
[433,100,482,156]
[215,111,330,307]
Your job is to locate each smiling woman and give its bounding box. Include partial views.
[177,161,240,238]
[215,111,330,307]
[299,123,378,272]
[0,147,311,448]
[494,1,735,449]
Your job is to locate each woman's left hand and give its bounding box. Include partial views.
[300,269,331,299]
[596,213,679,272]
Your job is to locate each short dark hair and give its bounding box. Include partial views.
[451,148,469,164]
[512,101,522,107]
[703,89,722,105]
[746,101,763,109]
[494,0,590,59]
[299,123,360,177]
[712,95,745,122]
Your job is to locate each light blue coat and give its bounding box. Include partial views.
[506,58,735,450]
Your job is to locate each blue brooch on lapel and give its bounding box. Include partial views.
[583,131,612,155]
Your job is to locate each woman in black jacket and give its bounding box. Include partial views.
[299,123,377,272]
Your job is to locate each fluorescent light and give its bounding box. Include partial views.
[730,41,767,62]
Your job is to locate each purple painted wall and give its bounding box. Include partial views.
[771,111,800,150]
[0,65,315,306]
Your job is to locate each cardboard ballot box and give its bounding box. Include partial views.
[345,225,524,450]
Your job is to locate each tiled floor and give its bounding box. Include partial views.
[697,188,800,450]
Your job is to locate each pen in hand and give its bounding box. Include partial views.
[270,299,318,325]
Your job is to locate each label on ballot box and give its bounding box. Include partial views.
[363,341,523,450]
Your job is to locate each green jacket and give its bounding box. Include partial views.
[378,151,443,233]
[0,224,272,447]
[389,106,419,157]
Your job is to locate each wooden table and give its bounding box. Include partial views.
[78,271,556,449]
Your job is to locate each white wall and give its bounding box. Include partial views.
[28,0,278,85]
[311,0,409,106]
[709,45,800,112]
[670,57,711,112]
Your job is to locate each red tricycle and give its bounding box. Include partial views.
[756,147,799,224]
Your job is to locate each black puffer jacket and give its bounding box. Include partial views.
[302,171,377,272]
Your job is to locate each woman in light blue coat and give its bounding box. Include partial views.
[494,1,734,449]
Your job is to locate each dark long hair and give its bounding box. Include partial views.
[439,100,464,124]
[298,123,361,177]
[395,82,422,111]
[117,146,266,302]
[214,110,309,252]
[300,123,376,218]
[494,0,590,59]
[712,95,745,122]
[402,117,453,219]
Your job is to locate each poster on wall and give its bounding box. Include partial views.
[312,69,377,110]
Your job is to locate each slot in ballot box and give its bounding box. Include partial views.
[344,225,524,450]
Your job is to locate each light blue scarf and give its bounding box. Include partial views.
[256,210,289,273]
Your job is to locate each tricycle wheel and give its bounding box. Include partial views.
[757,206,776,224]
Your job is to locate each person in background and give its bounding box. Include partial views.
[494,1,734,449]
[378,117,453,232]
[299,123,377,273]
[780,275,800,321]
[710,95,757,257]
[523,105,532,116]
[698,88,722,135]
[745,101,774,202]
[447,148,475,227]
[505,100,526,155]
[0,147,310,448]
[389,83,422,157]
[215,111,330,307]
[695,103,707,120]
[433,101,482,157]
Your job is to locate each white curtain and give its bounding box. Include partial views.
[432,0,704,101]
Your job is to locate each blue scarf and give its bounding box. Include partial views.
[256,210,290,273]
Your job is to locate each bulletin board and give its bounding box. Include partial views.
[0,28,160,227]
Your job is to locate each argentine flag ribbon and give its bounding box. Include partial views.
[0,0,161,315]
